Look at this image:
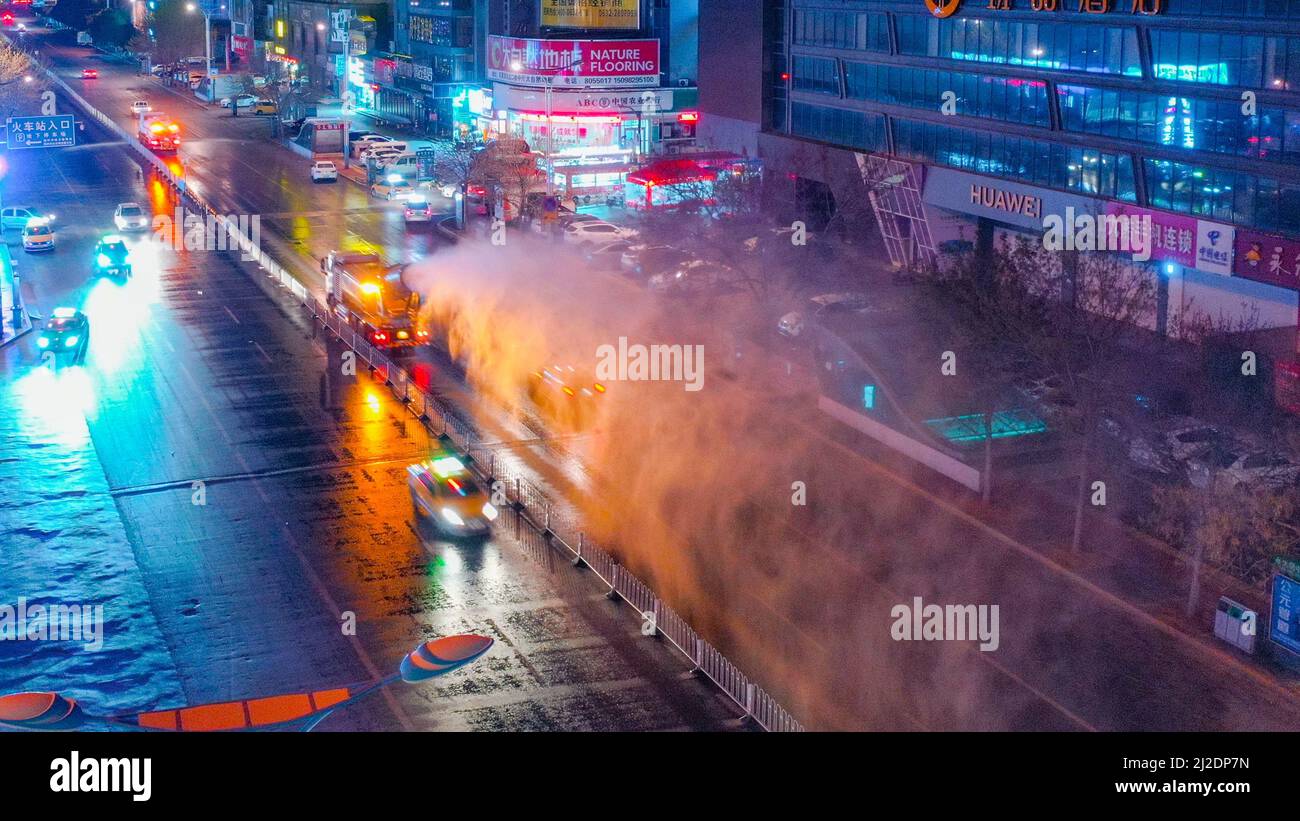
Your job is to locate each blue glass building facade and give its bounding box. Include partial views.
[772,1,1300,237]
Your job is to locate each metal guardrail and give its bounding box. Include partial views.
[43,67,806,732]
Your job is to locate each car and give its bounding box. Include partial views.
[406,454,498,538]
[403,195,434,223]
[348,130,380,143]
[1188,446,1300,492]
[351,135,393,158]
[361,145,404,164]
[647,260,742,295]
[562,220,637,247]
[113,202,150,232]
[220,94,257,109]
[2,206,53,230]
[37,307,89,363]
[80,68,98,79]
[583,239,633,269]
[370,179,414,201]
[252,100,277,116]
[1012,374,1078,429]
[777,311,806,339]
[92,235,131,277]
[130,100,151,115]
[2,11,15,26]
[310,160,338,183]
[1119,416,1229,477]
[21,218,55,252]
[620,243,689,278]
[528,365,607,431]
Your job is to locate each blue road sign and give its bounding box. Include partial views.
[1269,572,1300,657]
[5,115,76,149]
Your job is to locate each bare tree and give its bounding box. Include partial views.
[927,235,1161,551]
[134,0,205,70]
[0,40,46,122]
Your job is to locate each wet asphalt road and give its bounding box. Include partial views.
[9,21,1300,733]
[0,61,743,730]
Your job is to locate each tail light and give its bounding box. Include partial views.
[594,383,606,393]
[416,330,429,339]
[562,386,575,397]
[373,331,388,343]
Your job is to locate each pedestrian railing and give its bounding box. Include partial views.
[41,64,806,732]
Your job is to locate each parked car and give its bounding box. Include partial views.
[351,135,393,158]
[647,260,741,295]
[80,68,98,80]
[1187,444,1300,492]
[620,244,690,279]
[310,160,338,183]
[1116,416,1229,477]
[252,100,277,116]
[562,220,637,247]
[220,94,258,109]
[584,239,634,269]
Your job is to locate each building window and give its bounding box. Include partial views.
[843,62,1050,128]
[791,7,887,52]
[791,55,839,96]
[1058,84,1299,164]
[895,14,1141,77]
[1150,29,1300,90]
[789,102,887,151]
[891,118,1136,201]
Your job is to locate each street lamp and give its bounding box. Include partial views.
[510,56,590,197]
[0,634,494,732]
[185,2,212,93]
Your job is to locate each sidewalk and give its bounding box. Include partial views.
[0,242,32,346]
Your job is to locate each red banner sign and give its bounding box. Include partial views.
[1234,228,1300,291]
[486,36,660,88]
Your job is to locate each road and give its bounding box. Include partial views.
[0,56,743,730]
[12,20,1300,732]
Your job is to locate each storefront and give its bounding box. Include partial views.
[919,167,1299,337]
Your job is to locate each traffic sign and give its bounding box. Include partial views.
[5,115,76,149]
[1270,571,1300,657]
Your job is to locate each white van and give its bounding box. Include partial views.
[379,152,417,175]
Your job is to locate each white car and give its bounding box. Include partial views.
[371,179,414,201]
[22,218,55,252]
[130,100,151,115]
[562,220,637,246]
[351,135,392,158]
[361,145,403,164]
[113,202,150,231]
[221,94,257,109]
[1188,445,1300,492]
[310,161,338,183]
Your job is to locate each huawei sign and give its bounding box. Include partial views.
[925,0,961,17]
